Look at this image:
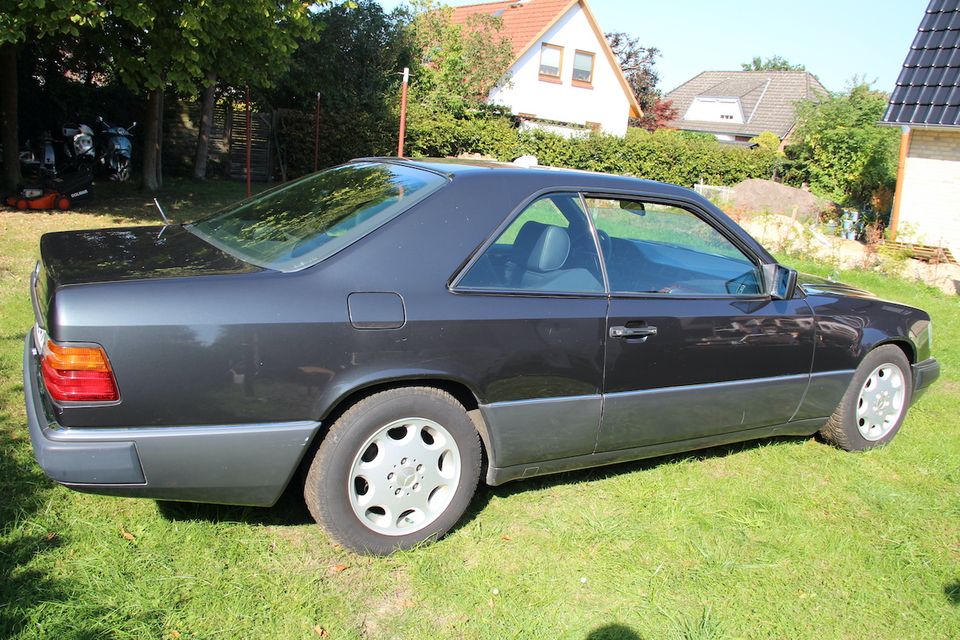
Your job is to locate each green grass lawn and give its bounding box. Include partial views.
[1,181,958,639]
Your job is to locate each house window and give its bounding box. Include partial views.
[539,44,563,80]
[572,51,595,84]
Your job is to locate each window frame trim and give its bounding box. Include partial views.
[448,186,780,301]
[572,49,596,85]
[538,42,564,80]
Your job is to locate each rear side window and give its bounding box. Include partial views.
[457,193,603,293]
[189,162,446,272]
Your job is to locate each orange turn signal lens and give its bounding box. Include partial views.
[43,340,113,372]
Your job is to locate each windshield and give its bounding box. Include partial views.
[188,162,447,271]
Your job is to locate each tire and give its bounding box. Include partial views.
[819,345,912,451]
[304,387,482,555]
[112,158,131,182]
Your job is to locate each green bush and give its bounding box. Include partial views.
[403,113,782,187]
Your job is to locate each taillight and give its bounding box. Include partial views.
[39,336,119,403]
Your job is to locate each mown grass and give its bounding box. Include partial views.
[1,181,958,639]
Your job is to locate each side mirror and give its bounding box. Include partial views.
[762,264,798,300]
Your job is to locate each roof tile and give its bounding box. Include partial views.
[884,0,960,126]
[448,0,575,59]
[663,70,827,138]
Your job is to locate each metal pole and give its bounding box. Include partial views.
[313,92,321,172]
[245,86,252,198]
[397,67,409,157]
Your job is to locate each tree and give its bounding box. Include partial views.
[0,1,150,192]
[264,1,416,174]
[785,82,899,207]
[409,1,514,116]
[605,32,675,130]
[741,55,805,72]
[189,1,319,179]
[105,0,315,190]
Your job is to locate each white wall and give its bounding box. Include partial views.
[897,128,960,259]
[489,3,631,136]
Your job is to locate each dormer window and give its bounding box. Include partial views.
[573,51,595,86]
[684,97,744,124]
[539,43,563,81]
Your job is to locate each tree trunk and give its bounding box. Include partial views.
[141,87,162,191]
[0,44,20,194]
[193,70,217,180]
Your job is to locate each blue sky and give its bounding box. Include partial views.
[374,0,926,94]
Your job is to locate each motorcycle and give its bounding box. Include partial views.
[8,122,95,210]
[20,122,95,177]
[94,116,136,182]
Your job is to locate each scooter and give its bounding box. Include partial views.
[95,116,135,182]
[7,122,95,211]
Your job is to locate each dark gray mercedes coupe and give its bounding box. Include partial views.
[24,158,939,554]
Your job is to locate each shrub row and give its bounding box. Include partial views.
[404,113,784,187]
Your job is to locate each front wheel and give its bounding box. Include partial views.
[304,387,482,555]
[111,157,131,182]
[819,345,912,451]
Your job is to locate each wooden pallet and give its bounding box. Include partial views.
[883,240,957,264]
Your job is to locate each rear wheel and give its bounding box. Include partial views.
[820,345,911,451]
[304,387,482,555]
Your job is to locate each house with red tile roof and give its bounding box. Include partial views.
[449,0,642,136]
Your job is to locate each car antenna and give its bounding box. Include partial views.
[153,198,172,238]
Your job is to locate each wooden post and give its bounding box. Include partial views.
[245,86,252,198]
[397,67,409,158]
[313,92,321,173]
[889,125,911,240]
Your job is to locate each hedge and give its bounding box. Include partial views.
[404,114,783,188]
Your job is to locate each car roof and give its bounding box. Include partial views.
[352,156,693,197]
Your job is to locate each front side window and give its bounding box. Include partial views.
[539,44,563,78]
[584,197,761,295]
[573,51,595,83]
[189,162,445,272]
[457,194,603,293]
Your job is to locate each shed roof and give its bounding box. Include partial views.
[664,70,827,139]
[884,0,960,127]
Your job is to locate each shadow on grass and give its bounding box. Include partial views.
[465,434,812,519]
[157,434,809,531]
[155,475,313,526]
[946,580,960,605]
[0,412,72,637]
[585,623,643,639]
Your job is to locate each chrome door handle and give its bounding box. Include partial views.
[609,325,658,339]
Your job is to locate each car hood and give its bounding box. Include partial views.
[39,225,262,287]
[797,272,875,298]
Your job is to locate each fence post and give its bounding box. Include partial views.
[397,67,409,158]
[313,92,321,173]
[245,86,252,198]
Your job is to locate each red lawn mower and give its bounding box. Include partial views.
[5,123,96,211]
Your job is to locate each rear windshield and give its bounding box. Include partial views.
[188,162,447,271]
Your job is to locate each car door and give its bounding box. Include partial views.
[453,192,608,468]
[584,195,816,453]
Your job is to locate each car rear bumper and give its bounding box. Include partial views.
[911,357,940,402]
[23,332,320,506]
